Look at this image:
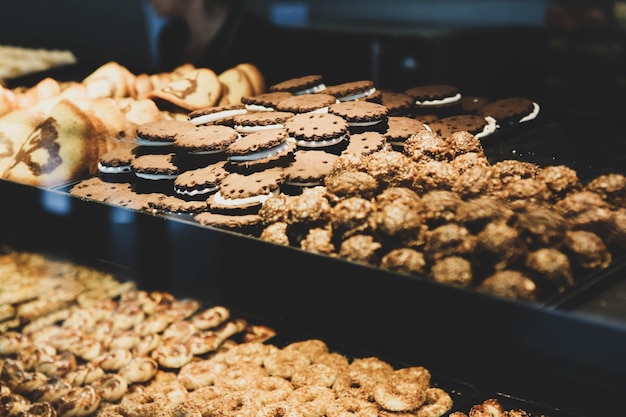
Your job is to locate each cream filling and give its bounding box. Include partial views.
[228,141,290,162]
[212,188,279,207]
[286,179,323,187]
[234,123,284,133]
[244,104,275,112]
[295,134,346,148]
[294,83,327,95]
[349,119,383,127]
[339,87,376,102]
[415,93,461,107]
[135,137,174,147]
[175,184,219,197]
[189,109,247,125]
[519,102,540,123]
[475,116,498,139]
[135,172,178,180]
[98,163,132,174]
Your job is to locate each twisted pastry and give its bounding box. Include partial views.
[0,332,30,355]
[91,373,128,403]
[191,306,229,330]
[118,357,158,384]
[55,385,101,417]
[63,364,105,387]
[36,352,77,378]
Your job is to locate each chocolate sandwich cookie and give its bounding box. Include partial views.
[131,152,181,193]
[438,114,497,139]
[187,104,247,126]
[404,84,462,116]
[174,124,240,168]
[232,111,294,135]
[479,97,540,127]
[275,93,338,114]
[269,75,326,95]
[149,194,209,216]
[225,128,295,172]
[207,167,285,213]
[380,91,414,116]
[383,116,430,151]
[324,80,377,102]
[284,112,349,151]
[328,100,389,134]
[69,177,133,202]
[136,119,195,147]
[97,143,139,181]
[241,91,293,112]
[341,131,390,156]
[283,150,340,192]
[173,160,230,200]
[104,188,168,212]
[461,96,490,114]
[194,211,263,234]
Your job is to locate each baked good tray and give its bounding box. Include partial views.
[2,113,625,415]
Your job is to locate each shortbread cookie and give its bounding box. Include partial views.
[236,62,266,96]
[218,66,256,105]
[149,68,223,111]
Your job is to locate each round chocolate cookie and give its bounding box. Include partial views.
[173,160,230,200]
[149,195,209,215]
[384,116,430,150]
[342,131,389,156]
[69,177,133,202]
[98,143,139,180]
[131,152,181,193]
[479,97,540,127]
[136,119,195,147]
[438,114,497,139]
[380,90,414,116]
[241,91,294,112]
[328,100,389,134]
[194,211,263,233]
[269,75,326,95]
[225,128,295,172]
[404,84,462,116]
[283,150,340,188]
[284,112,349,149]
[207,167,285,213]
[187,104,247,126]
[461,96,491,114]
[275,93,339,114]
[174,124,240,155]
[232,111,295,135]
[323,80,377,102]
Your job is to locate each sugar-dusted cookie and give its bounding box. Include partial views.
[284,112,349,149]
[269,75,326,95]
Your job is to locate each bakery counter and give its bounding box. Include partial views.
[1,170,625,416]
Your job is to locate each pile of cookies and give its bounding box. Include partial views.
[0,248,456,417]
[0,60,264,188]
